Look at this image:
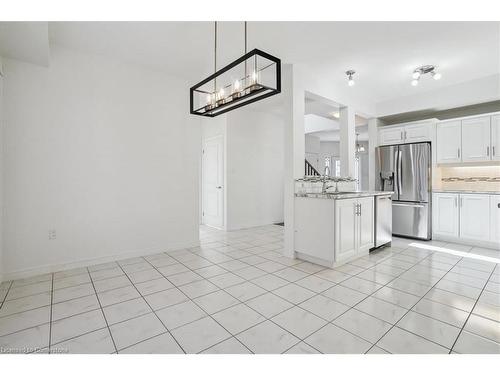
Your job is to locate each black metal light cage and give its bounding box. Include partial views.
[190,49,281,117]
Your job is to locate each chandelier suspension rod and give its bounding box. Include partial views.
[214,21,217,92]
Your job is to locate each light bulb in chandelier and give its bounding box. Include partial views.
[432,71,442,80]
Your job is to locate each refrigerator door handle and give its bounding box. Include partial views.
[394,148,399,197]
[397,150,403,196]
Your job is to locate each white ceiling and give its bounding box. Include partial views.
[0,22,49,66]
[46,21,499,104]
[1,21,499,113]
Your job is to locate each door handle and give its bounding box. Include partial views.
[392,203,426,208]
[216,186,222,189]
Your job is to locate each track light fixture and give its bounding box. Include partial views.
[411,65,441,86]
[346,70,355,86]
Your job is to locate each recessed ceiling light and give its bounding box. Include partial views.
[411,79,419,86]
[332,112,340,119]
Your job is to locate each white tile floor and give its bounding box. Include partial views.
[0,224,499,354]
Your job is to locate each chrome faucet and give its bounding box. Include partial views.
[322,166,330,193]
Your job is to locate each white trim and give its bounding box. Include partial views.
[378,118,438,129]
[437,111,500,124]
[2,240,200,282]
[432,234,500,250]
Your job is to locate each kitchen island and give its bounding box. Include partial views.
[294,191,393,268]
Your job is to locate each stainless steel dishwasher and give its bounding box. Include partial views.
[374,195,392,248]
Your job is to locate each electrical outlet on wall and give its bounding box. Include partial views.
[49,229,56,240]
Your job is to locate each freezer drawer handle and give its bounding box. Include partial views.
[393,203,426,208]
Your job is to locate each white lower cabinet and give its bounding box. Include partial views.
[433,192,497,246]
[358,197,375,252]
[294,196,375,266]
[432,193,459,237]
[490,195,500,244]
[459,194,490,241]
[335,197,374,263]
[334,199,358,262]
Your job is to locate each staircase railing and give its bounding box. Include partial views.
[305,159,321,176]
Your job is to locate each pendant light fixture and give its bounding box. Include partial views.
[190,22,281,117]
[356,133,366,154]
[346,70,356,86]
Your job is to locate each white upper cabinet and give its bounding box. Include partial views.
[459,194,490,241]
[491,115,500,161]
[379,122,432,146]
[436,120,462,164]
[404,123,432,143]
[461,116,491,162]
[379,127,404,145]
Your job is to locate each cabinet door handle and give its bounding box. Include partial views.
[493,146,496,156]
[359,204,362,216]
[458,148,460,158]
[400,130,403,140]
[460,197,464,207]
[487,146,490,157]
[454,197,457,207]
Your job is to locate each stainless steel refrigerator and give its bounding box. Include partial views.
[375,142,431,240]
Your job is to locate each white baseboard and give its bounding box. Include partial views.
[432,234,500,250]
[227,220,284,232]
[2,240,200,282]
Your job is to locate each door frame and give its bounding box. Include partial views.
[201,135,226,230]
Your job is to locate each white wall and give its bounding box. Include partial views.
[2,45,201,280]
[0,58,4,282]
[225,108,285,230]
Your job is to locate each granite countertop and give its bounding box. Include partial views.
[433,190,500,195]
[295,191,394,200]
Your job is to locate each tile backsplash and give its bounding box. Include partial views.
[438,165,500,192]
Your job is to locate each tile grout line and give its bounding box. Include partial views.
[86,267,119,354]
[366,250,466,353]
[448,263,498,353]
[114,259,188,354]
[285,244,437,353]
[47,274,54,353]
[140,255,256,354]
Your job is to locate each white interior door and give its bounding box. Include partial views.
[202,136,224,228]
